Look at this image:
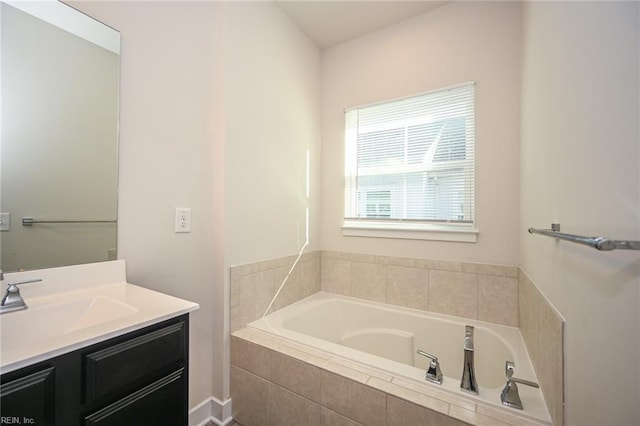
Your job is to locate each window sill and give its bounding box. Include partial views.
[342,221,478,243]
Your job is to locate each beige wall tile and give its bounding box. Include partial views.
[429,270,478,319]
[386,265,429,310]
[231,336,271,380]
[230,262,260,280]
[321,250,376,263]
[462,262,518,278]
[351,261,387,303]
[415,259,464,272]
[268,383,364,426]
[301,254,321,292]
[387,395,468,426]
[318,251,524,329]
[518,269,564,426]
[321,360,370,384]
[321,408,363,426]
[321,256,352,295]
[476,404,545,426]
[367,377,449,414]
[237,270,274,325]
[279,340,333,362]
[230,303,242,333]
[269,350,323,401]
[230,366,270,426]
[259,254,296,271]
[374,255,418,267]
[233,327,283,350]
[268,384,325,426]
[478,275,518,326]
[329,356,393,382]
[320,370,386,426]
[449,405,512,426]
[232,330,549,426]
[319,250,342,259]
[390,376,477,412]
[268,266,301,313]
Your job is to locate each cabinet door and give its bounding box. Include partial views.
[0,366,55,425]
[83,368,185,426]
[83,320,186,404]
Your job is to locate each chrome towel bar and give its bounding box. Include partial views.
[22,217,116,226]
[528,224,640,251]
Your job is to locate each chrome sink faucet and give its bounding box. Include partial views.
[460,325,478,394]
[0,270,43,314]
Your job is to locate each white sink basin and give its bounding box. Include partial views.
[1,296,138,346]
[0,260,199,374]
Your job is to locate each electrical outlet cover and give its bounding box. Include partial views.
[175,208,191,233]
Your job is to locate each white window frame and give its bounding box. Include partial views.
[342,82,478,242]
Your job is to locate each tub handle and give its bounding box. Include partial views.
[500,361,540,410]
[416,350,443,385]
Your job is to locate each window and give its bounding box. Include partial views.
[344,82,477,242]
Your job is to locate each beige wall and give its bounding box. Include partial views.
[320,1,522,266]
[520,2,640,424]
[223,1,321,269]
[71,1,222,408]
[73,0,320,411]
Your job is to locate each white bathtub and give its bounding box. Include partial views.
[249,291,551,424]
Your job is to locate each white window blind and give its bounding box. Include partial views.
[344,82,475,228]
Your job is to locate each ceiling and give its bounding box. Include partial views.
[276,1,449,50]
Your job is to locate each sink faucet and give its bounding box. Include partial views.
[460,325,478,394]
[0,272,43,314]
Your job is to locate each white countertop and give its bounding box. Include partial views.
[0,260,199,374]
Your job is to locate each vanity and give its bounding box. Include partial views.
[0,261,199,425]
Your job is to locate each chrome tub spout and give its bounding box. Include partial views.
[460,325,478,394]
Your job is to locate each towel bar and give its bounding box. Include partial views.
[528,224,640,251]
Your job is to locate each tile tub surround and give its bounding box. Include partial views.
[519,270,565,426]
[230,250,519,333]
[229,250,564,425]
[230,251,320,332]
[231,327,550,426]
[321,251,519,327]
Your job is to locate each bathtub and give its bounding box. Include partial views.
[249,291,551,424]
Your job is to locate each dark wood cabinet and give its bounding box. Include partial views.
[84,368,185,426]
[1,315,189,426]
[0,366,55,425]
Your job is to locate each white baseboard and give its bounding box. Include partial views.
[189,396,233,426]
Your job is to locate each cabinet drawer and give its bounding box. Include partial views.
[84,320,185,403]
[84,368,185,426]
[0,366,55,425]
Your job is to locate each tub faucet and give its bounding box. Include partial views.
[500,361,539,410]
[416,350,443,385]
[460,325,478,394]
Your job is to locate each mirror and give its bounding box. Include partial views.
[0,1,119,272]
